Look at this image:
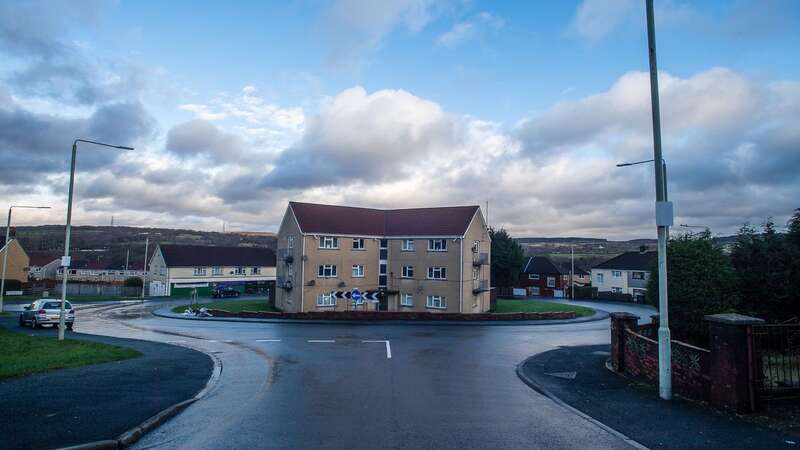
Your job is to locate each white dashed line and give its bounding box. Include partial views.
[256,339,282,342]
[362,340,392,359]
[307,339,336,343]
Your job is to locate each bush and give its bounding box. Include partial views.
[647,231,739,345]
[123,277,143,288]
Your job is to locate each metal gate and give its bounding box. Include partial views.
[752,323,800,400]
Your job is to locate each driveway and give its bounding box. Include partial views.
[69,299,656,449]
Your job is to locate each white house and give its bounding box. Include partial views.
[148,244,276,297]
[591,250,657,302]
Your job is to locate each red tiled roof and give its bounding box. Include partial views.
[159,244,276,267]
[289,202,480,237]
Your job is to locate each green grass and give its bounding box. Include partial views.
[172,299,279,314]
[0,327,142,380]
[5,295,140,303]
[492,298,595,316]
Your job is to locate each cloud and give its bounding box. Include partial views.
[165,119,244,162]
[435,11,504,48]
[569,0,635,41]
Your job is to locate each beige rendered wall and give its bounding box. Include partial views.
[276,207,303,312]
[1,240,29,282]
[387,238,462,313]
[460,211,491,313]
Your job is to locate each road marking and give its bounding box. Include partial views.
[206,340,234,343]
[308,339,335,343]
[363,340,392,359]
[169,340,188,344]
[256,339,282,342]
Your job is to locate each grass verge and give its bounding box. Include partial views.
[492,298,595,316]
[172,299,279,314]
[0,327,142,380]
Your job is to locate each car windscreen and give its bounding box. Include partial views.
[43,302,72,310]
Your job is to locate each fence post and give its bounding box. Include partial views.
[705,313,764,413]
[610,312,640,372]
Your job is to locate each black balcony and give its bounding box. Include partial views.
[472,279,490,294]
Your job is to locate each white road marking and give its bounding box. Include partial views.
[362,340,392,359]
[256,339,282,342]
[307,339,335,343]
[169,340,188,344]
[206,340,234,343]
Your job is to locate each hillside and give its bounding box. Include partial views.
[3,225,277,269]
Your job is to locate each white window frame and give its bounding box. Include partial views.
[352,238,365,250]
[319,236,339,249]
[401,293,414,307]
[251,267,261,275]
[317,292,335,307]
[632,271,645,280]
[611,287,623,294]
[212,266,223,276]
[352,264,365,278]
[528,273,540,280]
[532,286,541,295]
[193,267,207,276]
[427,266,447,280]
[401,266,414,278]
[428,239,447,252]
[401,239,414,251]
[287,235,294,249]
[547,276,556,288]
[472,240,480,253]
[426,295,447,309]
[596,273,604,283]
[234,267,246,275]
[472,267,479,280]
[612,270,622,277]
[318,264,337,278]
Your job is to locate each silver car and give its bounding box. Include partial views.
[19,299,75,330]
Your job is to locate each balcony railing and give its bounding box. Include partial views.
[472,279,490,294]
[276,276,293,290]
[278,248,294,264]
[472,252,489,266]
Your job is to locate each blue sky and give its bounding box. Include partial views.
[1,0,799,238]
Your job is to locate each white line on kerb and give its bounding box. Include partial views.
[363,340,392,359]
[308,339,335,343]
[256,339,282,342]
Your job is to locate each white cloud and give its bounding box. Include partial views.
[569,0,635,41]
[435,11,504,48]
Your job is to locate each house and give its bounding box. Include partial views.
[591,250,657,302]
[27,254,62,280]
[148,244,277,297]
[275,201,491,313]
[56,259,145,283]
[0,238,30,284]
[517,256,567,297]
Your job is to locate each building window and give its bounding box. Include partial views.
[251,267,261,275]
[352,265,364,278]
[472,240,480,253]
[287,235,294,249]
[212,267,223,276]
[531,286,541,296]
[401,266,414,278]
[427,295,446,309]
[611,287,623,294]
[427,267,447,280]
[193,267,207,276]
[234,267,246,275]
[318,264,337,278]
[612,270,622,277]
[546,276,555,288]
[352,238,365,250]
[472,267,479,280]
[528,273,540,280]
[428,239,447,252]
[401,239,414,251]
[596,273,604,283]
[317,292,335,306]
[632,271,645,280]
[401,294,414,307]
[319,236,339,249]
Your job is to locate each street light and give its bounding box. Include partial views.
[57,139,134,341]
[1,205,51,313]
[616,159,668,202]
[140,233,149,301]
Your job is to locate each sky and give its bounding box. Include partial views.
[1,0,799,239]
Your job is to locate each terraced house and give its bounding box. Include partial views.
[275,202,491,313]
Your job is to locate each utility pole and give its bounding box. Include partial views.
[570,244,575,300]
[125,248,129,271]
[646,0,673,400]
[141,235,149,301]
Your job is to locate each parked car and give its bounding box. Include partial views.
[212,287,240,298]
[19,299,75,330]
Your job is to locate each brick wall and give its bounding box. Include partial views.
[206,309,576,321]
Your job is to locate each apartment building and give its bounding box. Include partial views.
[275,202,491,314]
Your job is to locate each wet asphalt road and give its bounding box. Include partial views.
[64,299,656,450]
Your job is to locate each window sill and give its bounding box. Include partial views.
[427,278,447,281]
[318,247,340,250]
[426,305,447,310]
[400,304,414,308]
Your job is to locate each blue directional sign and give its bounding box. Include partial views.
[351,289,362,302]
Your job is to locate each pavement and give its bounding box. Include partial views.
[517,344,799,450]
[0,314,213,450]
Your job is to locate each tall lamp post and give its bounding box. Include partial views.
[58,139,134,341]
[140,233,149,301]
[1,205,51,313]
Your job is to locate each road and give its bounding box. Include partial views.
[67,299,655,449]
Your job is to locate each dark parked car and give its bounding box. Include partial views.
[212,287,240,298]
[19,299,74,329]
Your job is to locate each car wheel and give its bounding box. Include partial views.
[31,318,39,329]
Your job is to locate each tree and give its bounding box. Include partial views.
[124,277,143,288]
[490,228,524,288]
[646,231,739,345]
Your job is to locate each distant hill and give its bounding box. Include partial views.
[3,225,277,270]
